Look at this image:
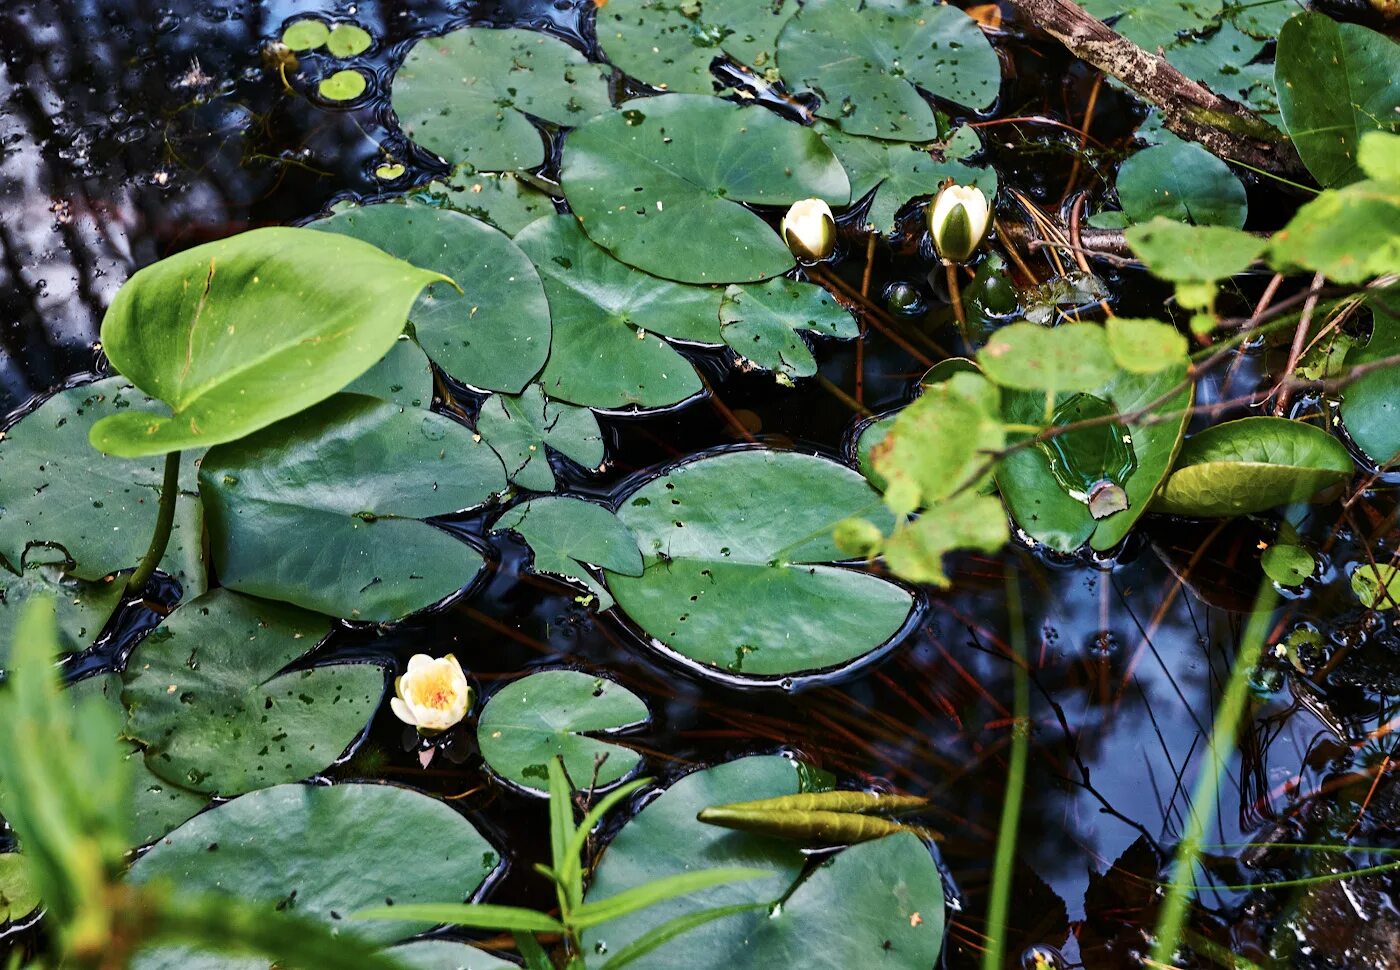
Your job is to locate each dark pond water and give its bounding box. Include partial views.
[2,1,1399,967]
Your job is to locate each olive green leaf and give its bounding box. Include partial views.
[1262,544,1315,586]
[345,337,433,409]
[1352,563,1400,609]
[1075,0,1222,50]
[388,941,517,970]
[326,23,372,57]
[1125,217,1265,281]
[880,492,1009,587]
[698,790,929,844]
[89,228,445,457]
[979,322,1118,394]
[560,94,850,284]
[392,27,613,171]
[477,669,649,793]
[0,566,123,664]
[0,854,39,924]
[477,385,605,492]
[1105,318,1189,374]
[493,497,643,611]
[1268,177,1400,283]
[1154,417,1353,517]
[719,277,858,379]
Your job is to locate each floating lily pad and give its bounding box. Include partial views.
[409,170,556,236]
[0,565,123,663]
[199,394,507,622]
[326,23,372,58]
[477,669,648,793]
[319,68,368,101]
[124,588,383,798]
[65,674,207,846]
[1116,139,1247,227]
[0,378,205,591]
[476,385,605,492]
[90,228,443,457]
[514,215,717,409]
[315,203,551,394]
[345,337,434,409]
[392,27,613,171]
[597,0,794,94]
[1076,0,1222,50]
[1352,563,1400,610]
[560,95,850,284]
[1276,13,1400,187]
[1155,417,1354,517]
[1340,306,1400,466]
[719,277,858,379]
[1165,25,1278,124]
[581,756,945,969]
[606,451,913,679]
[281,18,329,51]
[0,854,38,924]
[389,941,516,970]
[778,0,999,139]
[1263,543,1314,586]
[494,497,643,610]
[129,783,501,970]
[819,123,995,234]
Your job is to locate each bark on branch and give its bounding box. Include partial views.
[1001,0,1308,180]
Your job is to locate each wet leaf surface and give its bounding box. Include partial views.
[719,277,857,379]
[477,385,605,492]
[493,496,642,610]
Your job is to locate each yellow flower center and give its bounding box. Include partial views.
[408,666,457,710]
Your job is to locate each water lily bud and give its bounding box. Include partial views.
[781,198,836,261]
[391,653,473,734]
[928,184,991,263]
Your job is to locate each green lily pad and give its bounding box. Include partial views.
[1075,0,1222,49]
[409,170,556,236]
[319,68,368,101]
[392,27,613,172]
[199,394,507,622]
[123,588,383,798]
[476,385,605,492]
[514,215,717,409]
[476,669,648,793]
[581,756,945,969]
[129,783,501,970]
[389,941,516,970]
[493,497,643,611]
[1116,138,1247,226]
[65,674,208,846]
[0,854,38,924]
[0,565,123,663]
[90,228,444,457]
[1340,305,1400,466]
[1165,25,1278,124]
[345,337,434,409]
[597,0,794,94]
[1262,543,1314,586]
[978,322,1119,394]
[719,277,858,379]
[559,94,850,284]
[0,378,205,590]
[819,122,995,234]
[1352,563,1400,609]
[778,0,999,140]
[326,23,372,57]
[281,18,329,51]
[1268,177,1400,284]
[605,450,913,679]
[1276,13,1400,187]
[1154,417,1354,517]
[1125,218,1264,281]
[315,203,550,394]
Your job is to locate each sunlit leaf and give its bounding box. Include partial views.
[1105,318,1189,374]
[978,322,1118,394]
[0,853,39,923]
[1352,563,1400,609]
[318,69,368,101]
[1262,543,1314,586]
[881,492,1008,587]
[326,23,372,57]
[1268,178,1400,283]
[281,18,329,51]
[1125,218,1264,281]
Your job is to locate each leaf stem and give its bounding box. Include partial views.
[125,450,181,597]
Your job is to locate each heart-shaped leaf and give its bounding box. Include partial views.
[199,394,507,621]
[605,450,913,680]
[477,385,605,491]
[315,204,551,394]
[123,588,384,797]
[778,0,999,139]
[719,277,858,379]
[560,94,850,284]
[493,497,643,611]
[89,228,445,457]
[1340,303,1400,466]
[1154,417,1353,517]
[514,215,718,409]
[1075,0,1221,50]
[129,783,502,970]
[409,170,556,236]
[391,27,613,171]
[1116,138,1247,227]
[1262,543,1315,587]
[477,669,648,793]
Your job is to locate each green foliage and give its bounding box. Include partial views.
[1352,563,1400,608]
[719,277,858,380]
[318,69,368,101]
[1125,218,1264,282]
[0,566,123,662]
[326,23,372,57]
[409,169,557,236]
[281,19,329,51]
[1262,543,1315,586]
[1268,169,1400,283]
[477,386,605,492]
[880,493,1009,587]
[347,337,434,408]
[1340,301,1400,465]
[1077,0,1222,49]
[978,322,1119,394]
[560,95,850,284]
[1115,138,1247,227]
[1106,318,1190,374]
[392,27,612,171]
[0,852,39,923]
[494,497,643,610]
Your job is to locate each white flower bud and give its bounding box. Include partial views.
[390,653,473,734]
[928,184,991,263]
[781,198,836,262]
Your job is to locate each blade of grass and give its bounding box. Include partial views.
[560,778,650,911]
[596,902,768,970]
[352,903,565,934]
[548,757,577,913]
[569,868,773,929]
[514,931,554,970]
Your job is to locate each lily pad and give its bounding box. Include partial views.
[389,941,516,970]
[199,394,507,622]
[123,588,384,798]
[0,565,123,662]
[514,215,717,409]
[1116,138,1247,226]
[90,228,444,457]
[1164,25,1278,124]
[1075,0,1222,50]
[978,322,1119,394]
[0,854,38,924]
[477,385,605,492]
[129,782,501,970]
[1340,306,1400,466]
[1154,417,1354,517]
[581,755,945,969]
[315,203,551,394]
[346,337,434,409]
[719,277,858,379]
[559,94,850,284]
[597,0,794,94]
[778,0,999,138]
[1262,543,1314,586]
[0,378,205,589]
[1276,13,1400,187]
[477,669,648,793]
[409,170,556,236]
[605,450,913,679]
[819,122,996,234]
[318,68,368,102]
[392,27,613,171]
[326,23,372,58]
[281,18,329,52]
[493,497,643,611]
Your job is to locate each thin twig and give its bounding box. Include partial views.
[1273,272,1325,415]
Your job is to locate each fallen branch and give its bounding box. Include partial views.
[1001,0,1308,180]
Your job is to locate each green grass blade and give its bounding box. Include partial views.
[568,867,772,929]
[513,931,554,970]
[596,902,767,970]
[352,903,565,934]
[547,757,577,913]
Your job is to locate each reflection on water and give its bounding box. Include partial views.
[2,1,1398,967]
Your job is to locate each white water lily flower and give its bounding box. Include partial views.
[390,653,473,734]
[928,184,991,263]
[781,198,837,261]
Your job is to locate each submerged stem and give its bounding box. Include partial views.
[125,450,181,597]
